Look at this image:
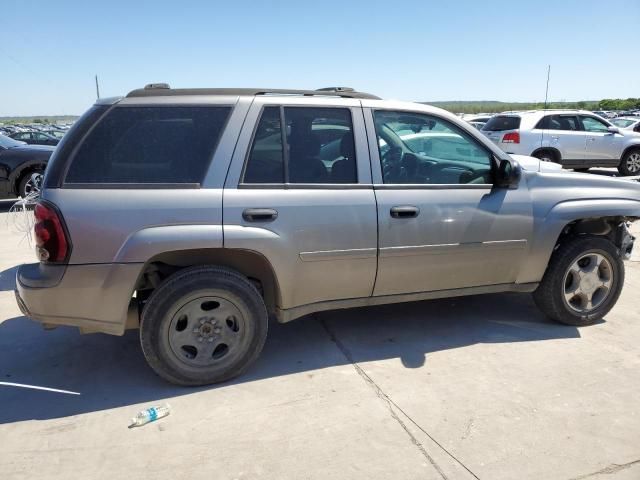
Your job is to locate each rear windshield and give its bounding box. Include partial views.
[65,106,231,185]
[482,116,521,131]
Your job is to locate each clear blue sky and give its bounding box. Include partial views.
[1,0,638,116]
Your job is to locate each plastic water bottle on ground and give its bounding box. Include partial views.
[129,404,171,428]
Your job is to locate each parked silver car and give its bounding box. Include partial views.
[15,86,640,385]
[611,117,640,133]
[482,110,640,175]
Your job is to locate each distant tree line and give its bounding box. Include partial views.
[425,98,638,114]
[597,98,640,110]
[0,115,78,125]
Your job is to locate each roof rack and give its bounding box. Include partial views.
[127,84,380,100]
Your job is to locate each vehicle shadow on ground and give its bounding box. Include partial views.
[0,266,18,292]
[0,291,583,424]
[586,168,618,177]
[0,199,17,213]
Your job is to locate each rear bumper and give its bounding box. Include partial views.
[0,178,11,197]
[15,262,143,335]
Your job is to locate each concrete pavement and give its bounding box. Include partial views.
[0,198,639,480]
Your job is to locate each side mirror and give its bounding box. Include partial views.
[607,126,620,134]
[495,158,521,189]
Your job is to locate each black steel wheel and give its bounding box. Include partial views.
[140,266,268,386]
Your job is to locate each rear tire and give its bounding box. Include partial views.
[618,149,640,176]
[140,266,268,386]
[532,149,558,163]
[533,236,624,326]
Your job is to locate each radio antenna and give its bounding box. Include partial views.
[543,65,551,109]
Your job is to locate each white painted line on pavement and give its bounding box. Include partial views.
[0,381,80,395]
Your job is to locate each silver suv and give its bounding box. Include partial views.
[482,110,640,175]
[15,86,640,385]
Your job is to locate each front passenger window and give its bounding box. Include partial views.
[581,116,610,133]
[374,111,492,185]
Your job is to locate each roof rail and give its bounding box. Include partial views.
[316,87,355,93]
[126,86,380,100]
[144,83,170,90]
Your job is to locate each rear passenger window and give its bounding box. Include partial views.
[242,106,357,184]
[65,106,231,184]
[243,107,284,183]
[536,115,580,131]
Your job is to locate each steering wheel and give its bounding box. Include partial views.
[381,147,404,182]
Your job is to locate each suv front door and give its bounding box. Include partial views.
[364,107,533,296]
[580,115,622,164]
[223,97,378,312]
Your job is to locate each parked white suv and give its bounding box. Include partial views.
[482,110,640,175]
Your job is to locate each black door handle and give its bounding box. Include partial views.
[390,205,420,218]
[242,208,278,222]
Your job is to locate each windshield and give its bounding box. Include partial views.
[611,118,636,128]
[0,134,25,148]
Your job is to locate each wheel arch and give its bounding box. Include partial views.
[9,160,46,194]
[516,199,640,284]
[134,248,281,314]
[531,147,561,163]
[621,144,640,161]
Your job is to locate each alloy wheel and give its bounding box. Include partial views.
[24,172,43,197]
[626,152,640,173]
[563,253,613,313]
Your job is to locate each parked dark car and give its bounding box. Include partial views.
[9,130,60,146]
[47,130,67,139]
[0,134,53,198]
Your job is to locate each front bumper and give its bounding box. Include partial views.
[15,262,143,335]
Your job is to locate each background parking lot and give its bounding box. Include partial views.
[1,182,639,479]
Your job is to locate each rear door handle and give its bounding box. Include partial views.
[390,206,420,218]
[242,208,278,222]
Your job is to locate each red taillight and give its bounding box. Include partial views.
[502,132,520,144]
[34,201,70,263]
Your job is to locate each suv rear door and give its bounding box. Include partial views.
[537,114,586,165]
[223,97,378,312]
[363,105,533,296]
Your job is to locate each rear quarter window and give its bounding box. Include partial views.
[65,106,231,185]
[482,116,521,131]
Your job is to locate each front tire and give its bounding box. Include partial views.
[618,149,640,176]
[18,171,43,198]
[533,236,624,326]
[140,266,268,386]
